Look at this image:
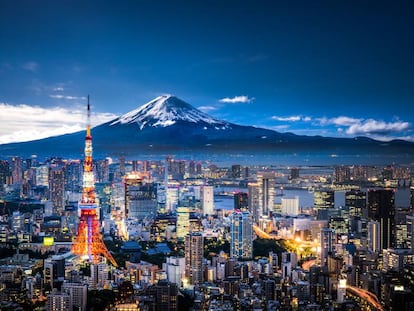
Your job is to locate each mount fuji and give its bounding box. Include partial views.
[1,94,414,163]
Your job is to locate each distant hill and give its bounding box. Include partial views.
[1,95,414,164]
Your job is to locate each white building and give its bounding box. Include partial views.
[281,196,300,216]
[163,256,185,286]
[201,186,214,216]
[61,282,88,311]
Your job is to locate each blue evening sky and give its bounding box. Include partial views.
[0,0,413,143]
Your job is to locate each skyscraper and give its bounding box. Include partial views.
[248,182,260,221]
[124,172,157,219]
[257,172,275,217]
[314,189,335,220]
[234,192,248,211]
[320,228,334,266]
[49,166,65,216]
[281,196,300,216]
[368,189,395,250]
[185,232,203,285]
[201,185,214,216]
[230,210,253,260]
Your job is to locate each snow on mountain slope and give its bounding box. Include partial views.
[110,94,231,130]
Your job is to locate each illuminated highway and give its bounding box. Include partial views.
[346,286,384,311]
[253,225,277,239]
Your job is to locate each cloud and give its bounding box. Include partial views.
[328,116,362,126]
[0,103,117,144]
[22,61,39,72]
[271,115,301,122]
[219,95,254,104]
[198,105,218,113]
[49,94,87,100]
[346,119,411,135]
[53,87,64,92]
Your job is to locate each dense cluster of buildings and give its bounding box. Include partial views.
[1,154,414,310]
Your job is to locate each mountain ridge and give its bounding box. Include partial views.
[1,95,414,164]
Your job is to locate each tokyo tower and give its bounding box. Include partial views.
[71,96,117,267]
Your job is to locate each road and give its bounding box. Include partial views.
[346,285,384,311]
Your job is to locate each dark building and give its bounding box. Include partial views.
[368,189,395,250]
[234,192,248,211]
[147,280,178,311]
[120,241,142,263]
[49,166,65,216]
[290,167,300,180]
[335,165,351,183]
[345,189,367,233]
[231,164,242,179]
[124,173,157,219]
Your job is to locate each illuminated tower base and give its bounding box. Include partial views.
[72,206,118,267]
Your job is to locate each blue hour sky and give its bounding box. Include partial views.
[0,0,413,144]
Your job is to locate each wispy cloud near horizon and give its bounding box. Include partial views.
[219,95,254,104]
[0,103,117,144]
[21,61,39,72]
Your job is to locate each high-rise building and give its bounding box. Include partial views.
[314,190,335,210]
[257,172,275,216]
[90,262,109,289]
[345,189,366,218]
[290,167,300,180]
[314,189,335,220]
[248,182,260,221]
[230,210,253,260]
[164,256,185,286]
[407,215,414,251]
[281,196,300,216]
[49,166,65,216]
[231,164,242,179]
[367,220,381,253]
[0,160,10,187]
[201,185,214,215]
[185,232,203,285]
[334,165,351,183]
[61,282,88,311]
[64,160,82,193]
[124,172,157,219]
[368,189,395,250]
[148,280,178,311]
[234,192,248,211]
[95,159,110,183]
[44,255,65,289]
[320,228,334,266]
[47,289,71,311]
[36,165,49,187]
[11,156,23,184]
[176,207,190,240]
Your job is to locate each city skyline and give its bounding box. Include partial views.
[1,0,413,144]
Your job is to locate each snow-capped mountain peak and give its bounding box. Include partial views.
[110,95,228,129]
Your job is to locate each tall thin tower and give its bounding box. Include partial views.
[72,97,117,267]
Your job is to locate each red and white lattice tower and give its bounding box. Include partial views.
[71,96,117,267]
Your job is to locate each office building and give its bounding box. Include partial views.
[49,167,65,216]
[257,172,275,216]
[124,172,157,219]
[185,232,204,285]
[234,192,248,211]
[281,196,300,216]
[201,185,214,215]
[368,189,395,250]
[61,282,88,311]
[230,210,253,260]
